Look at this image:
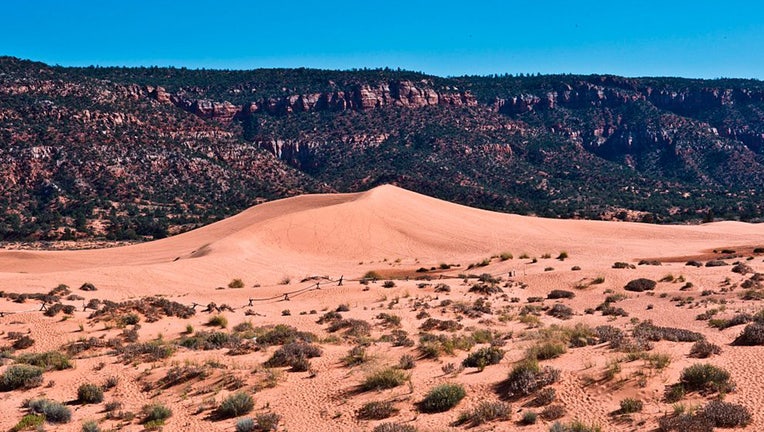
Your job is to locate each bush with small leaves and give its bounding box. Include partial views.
[80,282,97,291]
[12,335,35,350]
[82,420,101,432]
[733,322,764,345]
[264,342,322,369]
[528,342,566,361]
[434,283,451,293]
[420,383,466,413]
[141,403,172,425]
[619,398,643,414]
[78,383,104,404]
[679,363,733,393]
[532,387,556,406]
[548,290,575,299]
[236,417,256,432]
[216,392,254,419]
[462,346,505,369]
[455,401,510,426]
[207,314,228,328]
[253,413,281,431]
[11,414,44,431]
[701,400,751,427]
[27,398,71,423]
[383,280,396,288]
[1,364,44,391]
[541,404,566,421]
[372,423,417,432]
[548,304,574,320]
[398,354,416,370]
[689,340,722,358]
[522,410,538,424]
[357,401,399,420]
[657,412,713,432]
[362,368,409,391]
[502,360,560,399]
[342,345,369,366]
[624,278,657,292]
[228,278,245,288]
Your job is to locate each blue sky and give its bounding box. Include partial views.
[3,0,764,78]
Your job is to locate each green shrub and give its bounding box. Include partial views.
[264,342,322,369]
[522,410,538,424]
[701,399,751,427]
[1,364,43,391]
[541,404,566,421]
[11,414,44,432]
[502,360,560,398]
[398,354,416,369]
[373,423,417,432]
[342,345,369,366]
[82,420,101,432]
[455,400,510,426]
[15,350,72,370]
[207,314,228,328]
[254,413,280,431]
[619,398,643,413]
[78,383,104,404]
[528,342,566,360]
[216,392,254,419]
[462,346,505,369]
[680,363,733,393]
[419,383,466,413]
[236,417,255,432]
[362,367,409,391]
[732,322,764,345]
[689,340,721,358]
[27,398,71,423]
[141,403,172,424]
[356,401,399,420]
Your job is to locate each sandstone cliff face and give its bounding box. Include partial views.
[148,80,476,122]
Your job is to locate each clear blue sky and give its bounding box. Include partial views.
[3,0,764,79]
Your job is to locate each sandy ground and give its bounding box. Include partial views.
[1,185,764,431]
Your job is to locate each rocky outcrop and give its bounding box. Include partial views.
[148,80,477,122]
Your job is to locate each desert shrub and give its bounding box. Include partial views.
[362,367,409,391]
[236,418,256,432]
[633,321,703,342]
[689,340,722,358]
[732,322,764,345]
[80,282,97,291]
[502,360,560,398]
[383,280,396,288]
[228,278,245,288]
[686,260,703,267]
[207,314,228,328]
[11,335,35,350]
[264,342,322,369]
[252,413,280,431]
[27,398,71,423]
[463,346,505,369]
[541,404,566,420]
[532,387,557,406]
[420,383,466,413]
[157,364,208,389]
[612,262,634,269]
[705,260,728,267]
[469,283,503,295]
[731,263,753,275]
[180,331,236,350]
[317,311,342,324]
[363,271,382,280]
[701,400,751,427]
[433,283,451,293]
[551,420,602,432]
[1,364,44,391]
[15,350,72,370]
[327,318,372,337]
[11,414,44,431]
[142,403,172,424]
[709,313,753,330]
[679,363,733,393]
[356,401,399,420]
[522,410,538,424]
[216,392,254,419]
[639,260,662,266]
[78,383,104,404]
[257,324,316,345]
[657,412,713,432]
[398,354,416,369]
[342,345,369,366]
[376,313,401,327]
[373,423,417,432]
[419,318,462,332]
[81,420,101,432]
[548,290,575,299]
[548,304,574,320]
[619,398,643,414]
[528,342,566,360]
[557,251,568,260]
[456,400,511,426]
[624,278,657,292]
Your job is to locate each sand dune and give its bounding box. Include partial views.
[1,185,764,432]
